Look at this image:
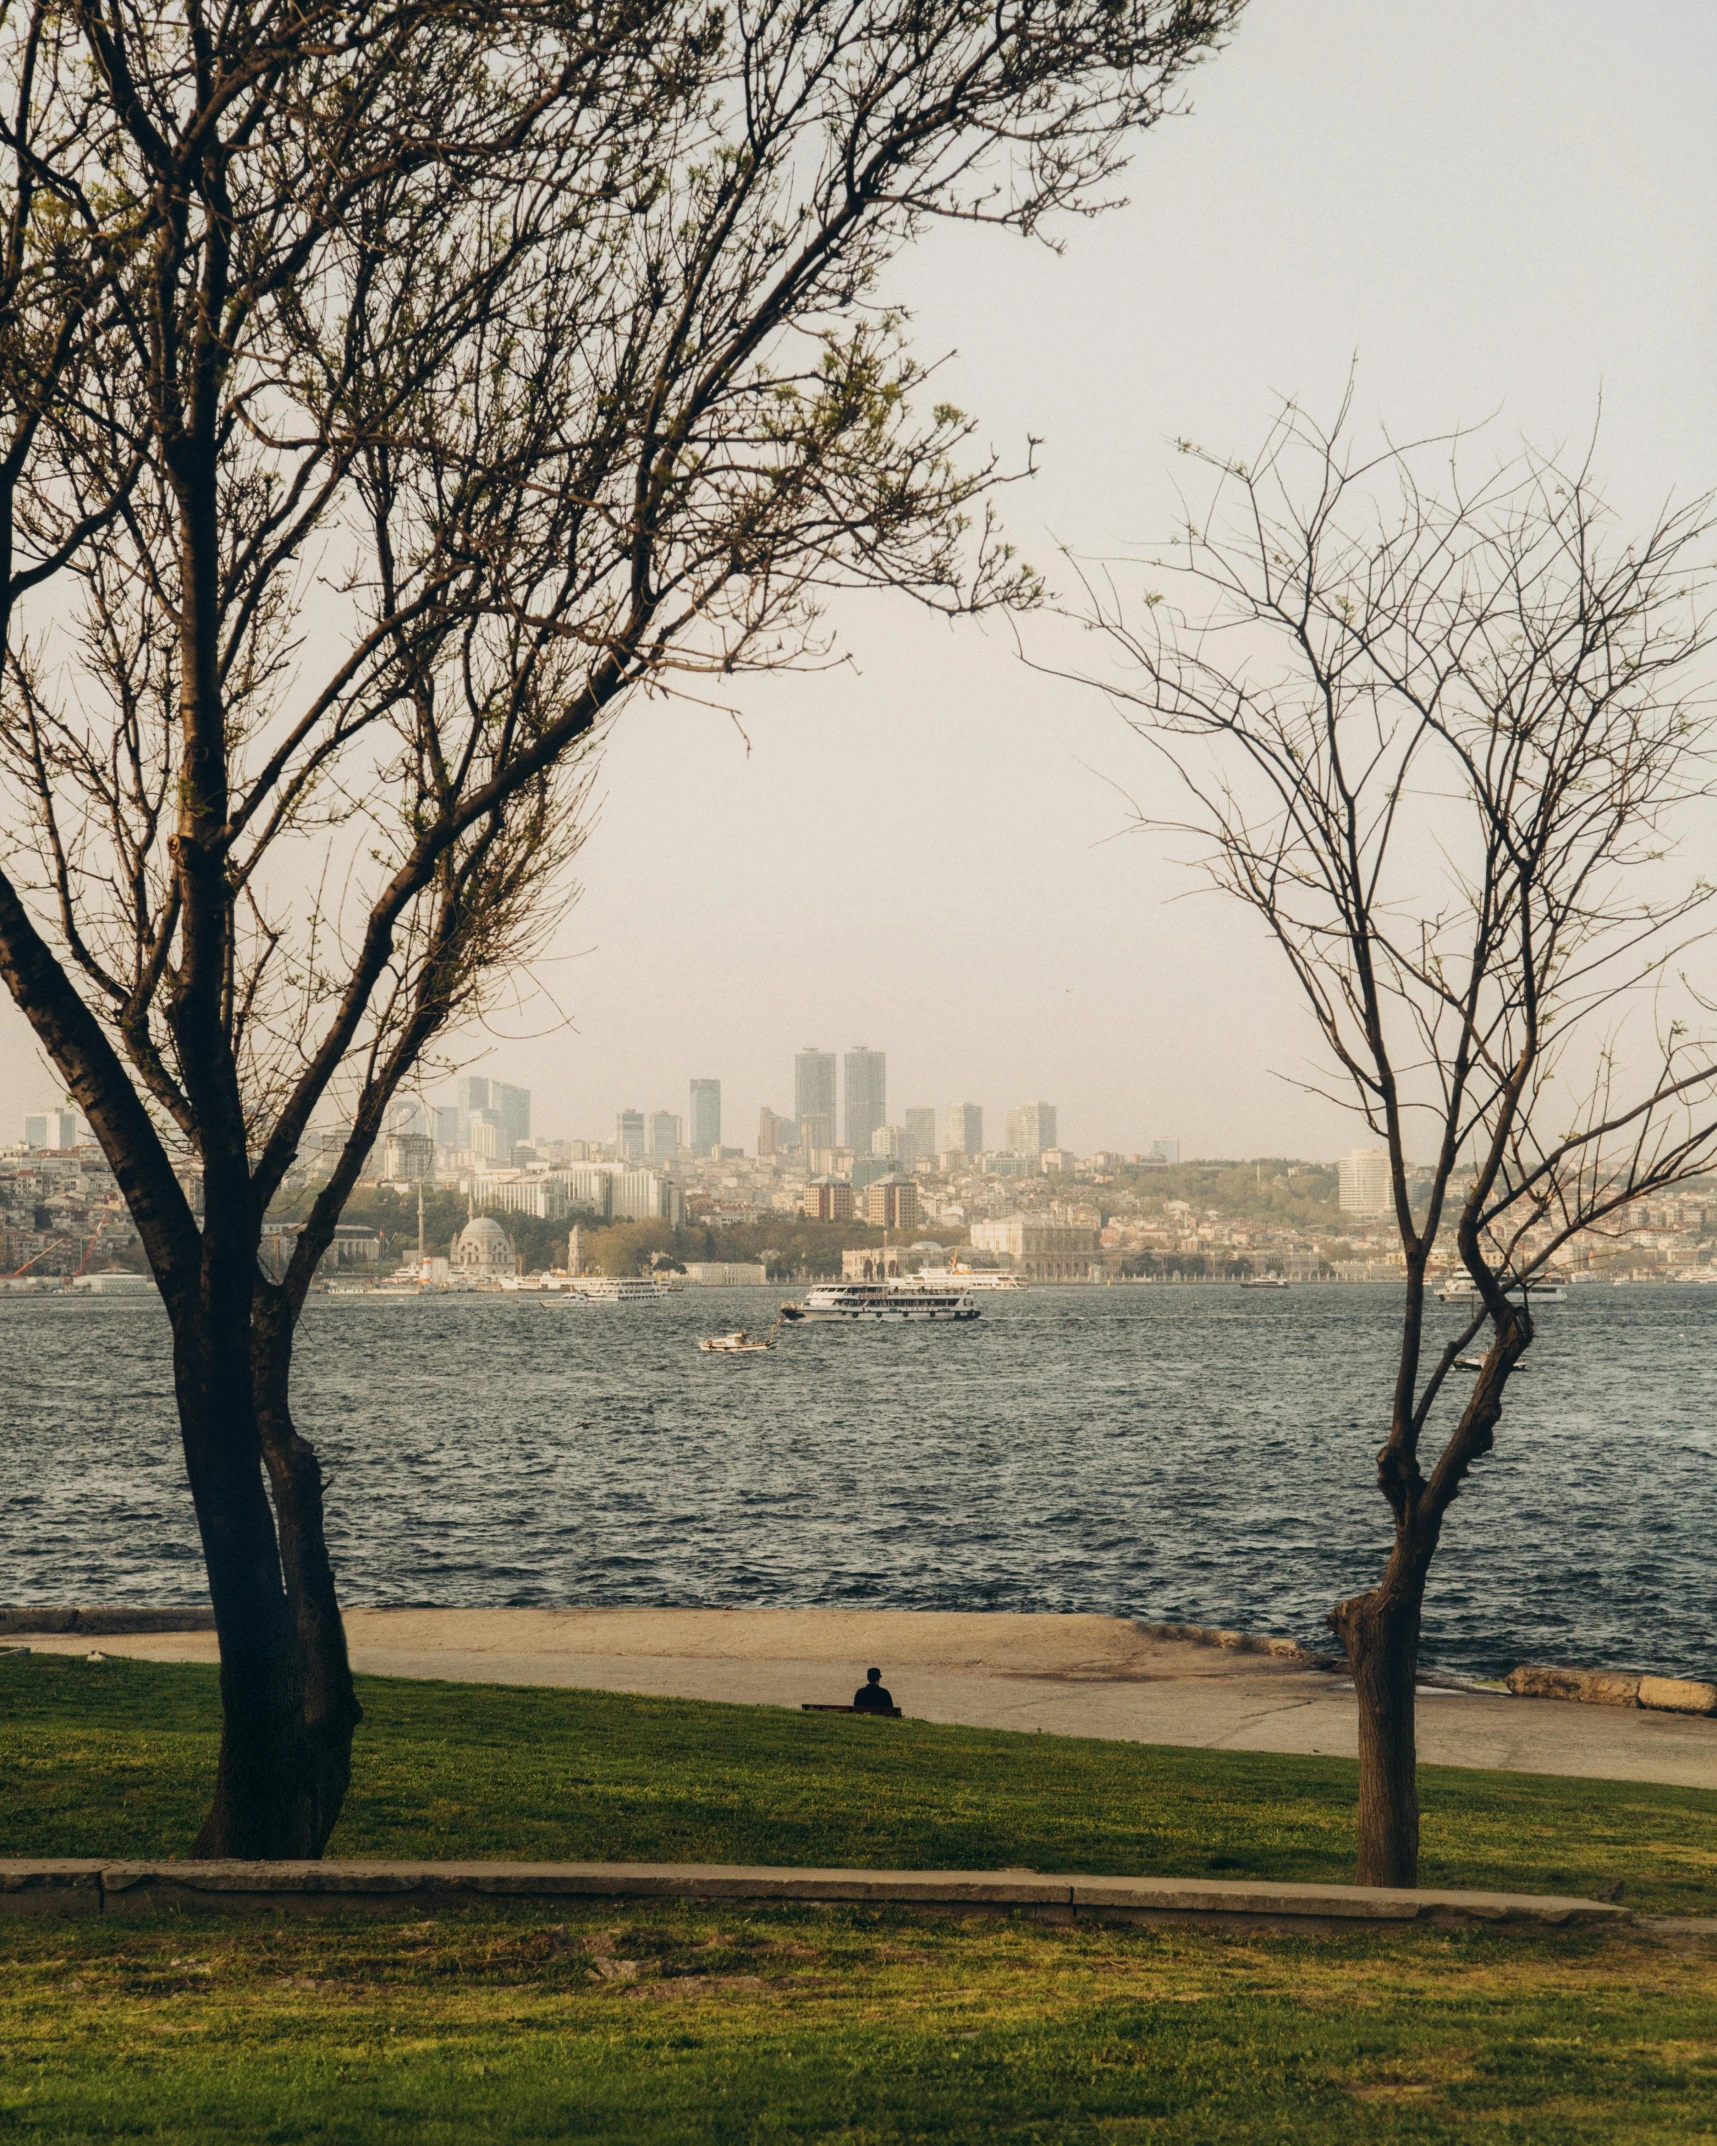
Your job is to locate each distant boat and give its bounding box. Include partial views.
[1436,1277,1565,1304]
[1238,1275,1289,1290]
[906,1265,1023,1291]
[779,1280,980,1323]
[698,1329,774,1354]
[569,1276,666,1302]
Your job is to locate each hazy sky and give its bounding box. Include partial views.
[6,1,1715,1160]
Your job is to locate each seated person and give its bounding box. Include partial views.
[852,1666,895,1712]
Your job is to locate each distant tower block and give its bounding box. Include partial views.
[1006,1102,1057,1157]
[795,1047,836,1136]
[843,1045,886,1158]
[904,1108,936,1167]
[689,1079,721,1157]
[947,1103,983,1160]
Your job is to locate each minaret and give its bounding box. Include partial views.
[417,1182,425,1277]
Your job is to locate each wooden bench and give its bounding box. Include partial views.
[801,1703,904,1718]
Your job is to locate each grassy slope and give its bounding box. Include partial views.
[3,1905,1716,2143]
[4,1654,1716,1913]
[5,1657,1717,2142]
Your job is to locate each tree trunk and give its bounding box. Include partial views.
[255,1300,363,1851]
[1330,1578,1424,1889]
[173,1289,360,1859]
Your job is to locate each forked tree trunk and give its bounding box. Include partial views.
[1330,1574,1426,1889]
[174,1286,360,1859]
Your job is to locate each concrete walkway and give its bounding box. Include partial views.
[16,1607,1717,1792]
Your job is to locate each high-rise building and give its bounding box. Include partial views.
[1151,1138,1180,1166]
[865,1175,919,1231]
[904,1108,936,1168]
[843,1046,886,1159]
[495,1082,531,1154]
[1338,1147,1392,1218]
[388,1097,426,1137]
[23,1113,47,1149]
[946,1103,983,1159]
[757,1106,795,1157]
[432,1103,464,1153]
[1006,1102,1058,1157]
[689,1079,721,1156]
[870,1124,908,1161]
[794,1048,836,1137]
[617,1108,646,1160]
[382,1131,433,1181]
[460,1075,491,1113]
[647,1111,680,1163]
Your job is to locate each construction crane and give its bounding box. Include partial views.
[74,1210,117,1277]
[4,1236,72,1280]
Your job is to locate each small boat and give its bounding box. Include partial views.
[1239,1275,1289,1290]
[698,1328,773,1354]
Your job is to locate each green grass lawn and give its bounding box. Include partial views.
[4,1653,1716,1911]
[3,1903,1715,2143]
[3,1654,1715,2142]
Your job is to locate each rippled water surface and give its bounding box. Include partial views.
[1,1283,1712,1677]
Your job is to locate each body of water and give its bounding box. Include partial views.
[0,1282,1710,1680]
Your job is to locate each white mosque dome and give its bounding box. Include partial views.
[452,1214,515,1272]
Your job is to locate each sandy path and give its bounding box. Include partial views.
[15,1607,1717,1791]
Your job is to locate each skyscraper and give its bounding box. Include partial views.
[648,1111,681,1163]
[904,1108,936,1167]
[947,1103,983,1160]
[1006,1102,1058,1156]
[617,1108,646,1160]
[689,1079,721,1156]
[495,1082,531,1154]
[794,1048,836,1145]
[1338,1147,1390,1217]
[843,1046,886,1159]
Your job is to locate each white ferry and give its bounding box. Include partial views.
[779,1280,980,1323]
[569,1276,668,1302]
[912,1265,1023,1291]
[1435,1277,1566,1304]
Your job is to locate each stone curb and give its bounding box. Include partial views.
[0,1859,1637,1929]
[0,1607,214,1637]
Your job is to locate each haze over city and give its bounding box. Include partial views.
[4,2,1712,1160]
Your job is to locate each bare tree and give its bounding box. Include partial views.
[1067,399,1717,1886]
[0,0,1241,1856]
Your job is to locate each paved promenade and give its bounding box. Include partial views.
[18,1608,1717,1792]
